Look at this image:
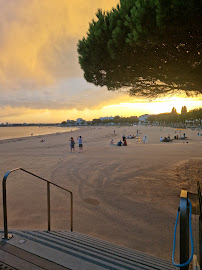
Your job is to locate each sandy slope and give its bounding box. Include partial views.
[0,125,201,261]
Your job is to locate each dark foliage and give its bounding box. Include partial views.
[78,0,202,97]
[92,115,139,124]
[147,107,202,123]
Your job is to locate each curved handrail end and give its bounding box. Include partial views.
[3,168,21,183]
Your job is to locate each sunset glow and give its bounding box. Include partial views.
[0,0,201,123]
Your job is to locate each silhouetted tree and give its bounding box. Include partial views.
[148,107,202,125]
[171,107,177,114]
[180,106,188,122]
[78,0,202,98]
[181,106,188,114]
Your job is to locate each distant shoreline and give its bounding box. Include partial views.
[0,127,79,144]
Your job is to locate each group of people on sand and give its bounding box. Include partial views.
[110,131,148,146]
[174,133,187,140]
[160,132,188,142]
[117,140,127,146]
[122,134,136,140]
[126,135,136,139]
[120,134,128,146]
[160,136,172,142]
[69,136,83,152]
[110,134,128,146]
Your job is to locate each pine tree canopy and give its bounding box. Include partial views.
[77,0,202,98]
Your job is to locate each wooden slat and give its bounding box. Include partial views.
[0,260,18,270]
[0,249,43,270]
[1,243,70,270]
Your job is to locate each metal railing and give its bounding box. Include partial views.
[179,190,190,270]
[178,182,201,269]
[2,168,73,240]
[198,181,202,267]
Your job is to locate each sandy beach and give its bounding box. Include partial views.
[0,125,201,261]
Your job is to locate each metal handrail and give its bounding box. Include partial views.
[2,168,73,240]
[178,183,202,268]
[197,181,202,267]
[179,192,190,270]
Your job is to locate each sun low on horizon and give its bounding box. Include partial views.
[0,0,201,124]
[1,94,201,123]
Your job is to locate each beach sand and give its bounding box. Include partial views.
[0,125,201,261]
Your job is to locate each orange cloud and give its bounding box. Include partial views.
[0,0,118,90]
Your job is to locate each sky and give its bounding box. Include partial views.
[0,0,201,123]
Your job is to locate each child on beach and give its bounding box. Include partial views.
[77,136,83,152]
[69,137,75,152]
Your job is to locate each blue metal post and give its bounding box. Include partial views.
[200,215,202,267]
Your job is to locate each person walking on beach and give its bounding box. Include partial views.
[144,135,148,144]
[69,137,75,152]
[77,136,83,152]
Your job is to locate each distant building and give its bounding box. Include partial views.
[185,120,194,125]
[184,119,201,125]
[139,114,150,123]
[76,118,85,125]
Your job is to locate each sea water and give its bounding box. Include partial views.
[0,126,78,140]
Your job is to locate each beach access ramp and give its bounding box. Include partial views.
[1,168,177,269]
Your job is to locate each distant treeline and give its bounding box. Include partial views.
[147,107,202,124]
[92,116,139,125]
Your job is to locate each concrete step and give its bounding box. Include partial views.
[1,230,177,270]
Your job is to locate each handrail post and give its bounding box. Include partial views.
[200,214,202,267]
[47,182,51,231]
[198,182,202,267]
[180,190,189,270]
[70,193,73,232]
[2,172,13,240]
[2,178,8,239]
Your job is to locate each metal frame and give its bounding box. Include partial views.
[2,168,73,240]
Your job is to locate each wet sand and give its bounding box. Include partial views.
[0,125,201,261]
